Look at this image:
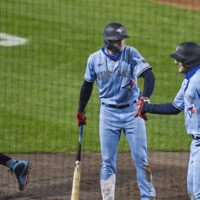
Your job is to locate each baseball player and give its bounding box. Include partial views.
[0,153,30,190]
[76,22,156,200]
[136,42,200,200]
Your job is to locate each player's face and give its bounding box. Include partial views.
[112,39,125,52]
[175,60,187,73]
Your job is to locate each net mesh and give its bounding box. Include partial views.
[0,0,199,199]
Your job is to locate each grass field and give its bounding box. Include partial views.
[0,0,199,152]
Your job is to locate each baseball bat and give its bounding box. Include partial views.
[71,125,83,200]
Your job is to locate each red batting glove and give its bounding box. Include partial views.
[76,112,87,126]
[135,98,148,121]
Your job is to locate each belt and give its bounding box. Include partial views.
[102,101,136,109]
[191,135,200,140]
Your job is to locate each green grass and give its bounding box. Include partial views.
[0,0,199,152]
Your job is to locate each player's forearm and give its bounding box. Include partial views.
[140,69,155,98]
[78,80,94,112]
[142,103,181,115]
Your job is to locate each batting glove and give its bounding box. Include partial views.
[135,98,150,121]
[76,112,87,126]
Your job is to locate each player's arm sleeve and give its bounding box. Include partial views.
[78,55,96,112]
[142,102,181,115]
[139,68,155,98]
[132,49,154,98]
[78,80,94,112]
[142,84,184,115]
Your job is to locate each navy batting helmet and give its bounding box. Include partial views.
[170,42,200,68]
[104,22,129,41]
[104,22,129,53]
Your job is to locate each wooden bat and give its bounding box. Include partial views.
[71,125,83,200]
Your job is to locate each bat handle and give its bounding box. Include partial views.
[79,125,83,143]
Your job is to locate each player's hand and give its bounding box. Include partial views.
[135,98,149,121]
[76,112,87,126]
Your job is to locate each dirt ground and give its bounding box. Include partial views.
[155,0,200,11]
[0,152,189,200]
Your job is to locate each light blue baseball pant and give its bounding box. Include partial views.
[99,104,156,200]
[187,139,200,200]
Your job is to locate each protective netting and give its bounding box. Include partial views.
[0,0,199,199]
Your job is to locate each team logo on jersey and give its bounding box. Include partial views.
[122,79,135,90]
[188,105,196,118]
[97,70,112,80]
[117,69,131,77]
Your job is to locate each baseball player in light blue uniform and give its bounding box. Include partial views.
[137,42,200,200]
[77,22,156,200]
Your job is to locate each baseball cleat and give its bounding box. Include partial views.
[13,160,30,191]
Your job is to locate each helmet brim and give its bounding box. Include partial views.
[107,34,130,41]
[170,53,183,60]
[122,35,130,39]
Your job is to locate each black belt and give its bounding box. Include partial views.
[191,135,200,140]
[102,102,135,109]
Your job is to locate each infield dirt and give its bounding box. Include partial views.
[0,152,189,200]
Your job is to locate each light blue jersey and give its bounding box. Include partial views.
[173,65,200,136]
[84,45,151,105]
